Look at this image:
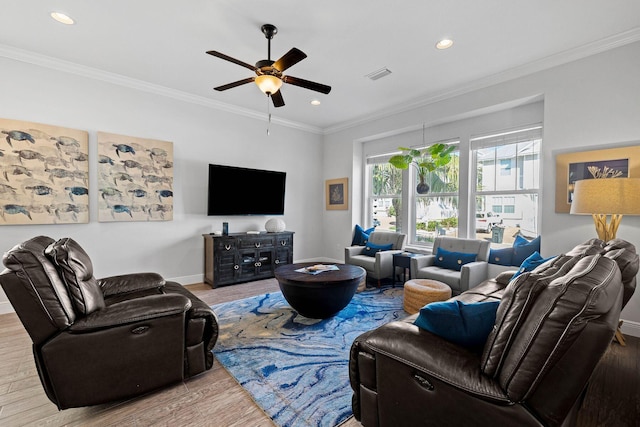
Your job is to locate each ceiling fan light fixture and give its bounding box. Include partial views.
[255,75,283,95]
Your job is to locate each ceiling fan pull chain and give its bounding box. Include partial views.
[267,95,272,136]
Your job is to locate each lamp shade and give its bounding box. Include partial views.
[255,75,283,95]
[570,178,640,215]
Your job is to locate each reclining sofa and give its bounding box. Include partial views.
[0,236,219,409]
[349,238,638,426]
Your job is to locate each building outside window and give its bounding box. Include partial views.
[472,125,542,246]
[414,144,460,244]
[367,158,402,233]
[364,116,542,251]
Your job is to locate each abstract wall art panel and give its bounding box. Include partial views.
[0,118,89,225]
[97,132,173,222]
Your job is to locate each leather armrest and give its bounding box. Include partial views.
[98,272,166,296]
[352,319,509,403]
[69,294,191,332]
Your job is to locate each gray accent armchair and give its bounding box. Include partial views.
[410,236,490,295]
[345,231,406,287]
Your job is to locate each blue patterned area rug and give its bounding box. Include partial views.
[212,287,406,427]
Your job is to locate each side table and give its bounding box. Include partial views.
[393,252,421,287]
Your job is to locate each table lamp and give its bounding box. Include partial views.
[570,178,640,241]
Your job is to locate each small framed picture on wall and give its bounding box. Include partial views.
[325,177,348,210]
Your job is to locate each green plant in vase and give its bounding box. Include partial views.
[388,143,455,194]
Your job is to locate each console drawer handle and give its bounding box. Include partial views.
[413,374,434,391]
[281,240,287,246]
[224,244,231,251]
[254,262,262,267]
[275,259,280,264]
[255,242,261,248]
[233,265,239,270]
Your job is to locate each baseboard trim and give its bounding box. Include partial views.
[620,319,640,338]
[168,274,205,286]
[0,301,14,315]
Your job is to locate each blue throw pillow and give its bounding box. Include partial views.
[511,251,556,279]
[362,242,393,257]
[351,224,375,246]
[414,300,500,347]
[512,235,541,266]
[488,247,513,266]
[433,247,477,271]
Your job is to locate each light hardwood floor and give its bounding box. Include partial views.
[0,279,636,426]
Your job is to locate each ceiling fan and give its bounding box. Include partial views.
[206,24,331,108]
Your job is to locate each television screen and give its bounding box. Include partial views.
[207,164,286,215]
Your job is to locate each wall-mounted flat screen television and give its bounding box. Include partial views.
[207,164,286,215]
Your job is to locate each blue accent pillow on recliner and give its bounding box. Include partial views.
[362,242,393,257]
[352,224,375,246]
[414,300,500,347]
[433,247,477,271]
[512,235,541,266]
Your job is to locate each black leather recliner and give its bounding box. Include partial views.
[0,236,218,409]
[349,239,638,427]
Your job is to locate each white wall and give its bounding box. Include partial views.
[3,42,640,335]
[323,41,640,336]
[0,56,325,313]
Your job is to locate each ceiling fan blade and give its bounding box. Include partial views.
[206,50,257,72]
[273,48,307,72]
[282,75,331,94]
[214,77,255,91]
[271,90,285,108]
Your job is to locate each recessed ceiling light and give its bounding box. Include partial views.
[310,99,321,106]
[436,39,453,50]
[51,12,75,25]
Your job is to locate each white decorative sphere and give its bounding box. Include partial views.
[265,218,286,233]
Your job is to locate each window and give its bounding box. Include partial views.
[367,157,402,232]
[500,159,512,176]
[362,102,543,251]
[472,125,542,246]
[414,144,460,244]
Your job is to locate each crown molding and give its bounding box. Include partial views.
[324,27,640,135]
[2,26,639,137]
[0,44,323,135]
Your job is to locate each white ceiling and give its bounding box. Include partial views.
[2,1,640,132]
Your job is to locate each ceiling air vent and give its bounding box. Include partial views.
[365,67,392,81]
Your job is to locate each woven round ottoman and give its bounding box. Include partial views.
[403,279,451,314]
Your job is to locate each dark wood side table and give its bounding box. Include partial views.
[393,252,421,286]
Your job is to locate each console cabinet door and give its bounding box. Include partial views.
[213,238,239,286]
[238,248,275,280]
[274,233,293,267]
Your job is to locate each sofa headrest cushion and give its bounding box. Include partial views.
[480,255,579,378]
[495,255,622,401]
[46,238,105,316]
[3,235,76,328]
